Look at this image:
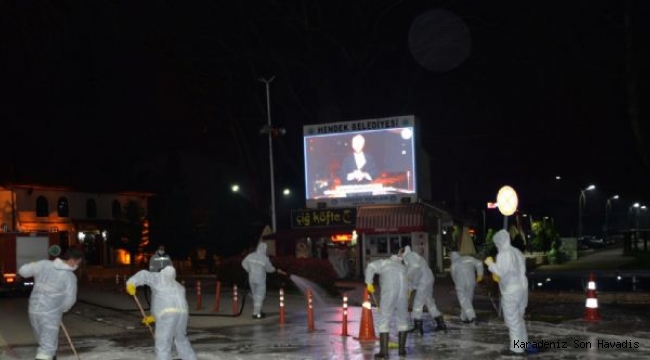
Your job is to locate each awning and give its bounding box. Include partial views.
[262,227,355,241]
[356,204,424,233]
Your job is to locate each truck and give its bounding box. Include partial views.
[0,232,59,294]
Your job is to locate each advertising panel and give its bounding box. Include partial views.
[303,115,418,208]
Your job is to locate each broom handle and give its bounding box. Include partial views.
[132,294,155,337]
[60,322,80,360]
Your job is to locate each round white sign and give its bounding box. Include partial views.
[497,186,518,216]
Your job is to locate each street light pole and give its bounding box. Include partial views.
[605,195,619,242]
[578,184,595,240]
[259,77,277,233]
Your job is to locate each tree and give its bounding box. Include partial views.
[530,221,560,253]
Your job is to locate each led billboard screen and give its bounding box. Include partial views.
[303,115,418,208]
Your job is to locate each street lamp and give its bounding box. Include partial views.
[258,77,285,233]
[578,184,596,239]
[629,203,647,251]
[604,194,619,242]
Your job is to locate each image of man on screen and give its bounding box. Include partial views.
[338,134,379,184]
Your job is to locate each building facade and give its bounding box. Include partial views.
[0,184,153,266]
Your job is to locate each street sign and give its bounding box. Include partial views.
[496,186,518,216]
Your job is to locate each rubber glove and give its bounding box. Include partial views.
[142,315,155,326]
[367,283,375,294]
[126,283,136,296]
[484,256,495,267]
[476,275,483,283]
[492,273,500,283]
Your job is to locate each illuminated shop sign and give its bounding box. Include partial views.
[291,208,357,228]
[331,234,353,242]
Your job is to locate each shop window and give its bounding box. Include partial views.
[400,235,412,249]
[112,200,122,219]
[368,233,413,256]
[86,198,97,219]
[389,236,402,254]
[376,237,388,254]
[57,197,69,217]
[36,196,49,217]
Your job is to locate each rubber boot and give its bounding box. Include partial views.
[409,319,423,336]
[398,331,407,356]
[375,332,389,359]
[434,316,447,333]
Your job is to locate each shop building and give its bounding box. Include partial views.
[267,115,457,277]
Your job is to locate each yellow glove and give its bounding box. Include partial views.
[126,283,136,296]
[476,275,484,283]
[492,273,500,283]
[367,283,375,294]
[142,315,155,326]
[484,256,495,267]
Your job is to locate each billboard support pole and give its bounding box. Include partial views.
[260,77,277,233]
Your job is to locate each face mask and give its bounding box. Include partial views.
[67,260,79,271]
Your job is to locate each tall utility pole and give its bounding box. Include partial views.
[605,195,619,242]
[578,184,595,239]
[259,77,277,233]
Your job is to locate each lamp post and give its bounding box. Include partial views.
[629,203,647,249]
[578,184,596,240]
[258,77,285,233]
[604,195,619,242]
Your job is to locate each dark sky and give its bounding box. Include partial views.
[1,1,649,235]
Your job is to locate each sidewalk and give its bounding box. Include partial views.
[533,247,639,273]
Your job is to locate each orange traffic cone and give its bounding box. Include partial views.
[583,272,601,322]
[355,288,377,341]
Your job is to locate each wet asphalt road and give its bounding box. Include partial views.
[4,301,650,360]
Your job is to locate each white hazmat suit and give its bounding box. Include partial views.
[400,245,447,335]
[127,266,197,360]
[450,251,484,322]
[365,256,409,332]
[365,255,409,358]
[485,230,529,354]
[19,258,78,360]
[241,242,277,318]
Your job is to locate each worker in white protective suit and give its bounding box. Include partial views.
[400,245,447,336]
[484,229,532,355]
[18,248,84,360]
[241,242,287,319]
[450,251,484,324]
[365,253,409,358]
[126,266,197,360]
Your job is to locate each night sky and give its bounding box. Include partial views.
[1,1,649,238]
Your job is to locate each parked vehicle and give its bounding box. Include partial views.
[578,236,606,249]
[0,232,58,295]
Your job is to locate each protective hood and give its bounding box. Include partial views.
[53,257,77,271]
[450,251,460,263]
[493,230,511,251]
[390,254,403,262]
[161,265,176,279]
[402,246,411,256]
[256,242,267,255]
